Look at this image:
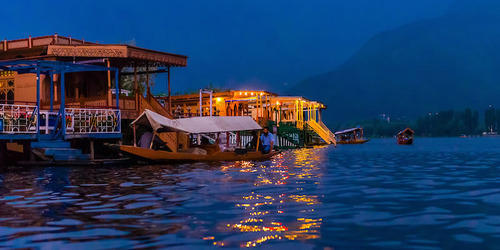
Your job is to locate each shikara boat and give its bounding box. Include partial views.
[334,127,369,144]
[397,128,414,145]
[119,109,279,162]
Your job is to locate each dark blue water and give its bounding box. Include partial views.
[0,138,499,249]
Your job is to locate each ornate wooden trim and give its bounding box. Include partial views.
[47,45,187,67]
[48,45,128,58]
[128,47,187,66]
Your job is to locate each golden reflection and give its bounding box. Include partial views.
[288,194,319,205]
[216,148,327,247]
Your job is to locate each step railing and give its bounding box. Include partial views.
[307,120,336,145]
[39,111,58,134]
[319,120,336,143]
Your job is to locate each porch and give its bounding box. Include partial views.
[0,60,122,141]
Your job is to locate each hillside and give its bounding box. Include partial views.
[292,0,500,122]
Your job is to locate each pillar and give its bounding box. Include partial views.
[134,64,139,111]
[115,69,120,109]
[0,142,6,167]
[90,140,95,160]
[60,71,66,137]
[36,70,40,137]
[107,59,112,106]
[50,73,54,112]
[167,66,171,114]
[146,64,150,96]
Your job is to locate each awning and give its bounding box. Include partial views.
[397,128,414,136]
[335,127,362,135]
[132,109,262,133]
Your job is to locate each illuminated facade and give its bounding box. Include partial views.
[162,90,336,147]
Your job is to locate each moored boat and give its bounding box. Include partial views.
[118,109,279,162]
[334,127,369,144]
[397,128,414,145]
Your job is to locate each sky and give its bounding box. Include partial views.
[2,0,453,94]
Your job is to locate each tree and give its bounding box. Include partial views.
[120,67,156,96]
[485,105,496,132]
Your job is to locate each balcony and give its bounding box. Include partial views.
[0,103,121,140]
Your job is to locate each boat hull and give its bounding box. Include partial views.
[337,139,370,145]
[120,145,279,162]
[398,138,413,145]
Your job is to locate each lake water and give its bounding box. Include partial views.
[0,138,499,249]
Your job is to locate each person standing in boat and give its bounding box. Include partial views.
[260,127,275,154]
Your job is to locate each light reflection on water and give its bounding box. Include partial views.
[0,138,499,249]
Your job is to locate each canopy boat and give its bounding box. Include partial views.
[334,127,369,144]
[119,109,279,162]
[397,128,414,145]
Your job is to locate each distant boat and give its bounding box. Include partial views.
[397,128,414,145]
[482,128,500,137]
[334,127,369,144]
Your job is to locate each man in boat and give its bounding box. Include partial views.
[138,131,153,148]
[260,127,275,154]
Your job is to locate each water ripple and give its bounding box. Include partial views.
[0,138,498,249]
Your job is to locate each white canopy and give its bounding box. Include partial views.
[335,127,362,135]
[132,109,262,134]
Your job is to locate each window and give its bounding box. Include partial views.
[0,78,15,104]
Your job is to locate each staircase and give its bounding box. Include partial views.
[140,93,172,118]
[269,121,303,149]
[31,138,90,162]
[306,120,336,145]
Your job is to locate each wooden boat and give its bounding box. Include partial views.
[119,109,279,162]
[397,128,414,145]
[120,145,278,162]
[335,127,369,144]
[336,139,370,145]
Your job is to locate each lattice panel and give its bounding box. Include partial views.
[65,108,121,134]
[0,104,38,133]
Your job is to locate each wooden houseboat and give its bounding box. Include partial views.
[119,109,279,162]
[0,34,187,164]
[396,128,414,145]
[335,127,369,144]
[159,90,336,148]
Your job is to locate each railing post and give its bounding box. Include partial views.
[118,110,121,134]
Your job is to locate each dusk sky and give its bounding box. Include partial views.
[3,0,453,94]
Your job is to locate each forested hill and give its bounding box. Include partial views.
[291,0,500,123]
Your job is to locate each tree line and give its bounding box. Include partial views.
[333,107,500,137]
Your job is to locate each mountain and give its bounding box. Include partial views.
[292,0,500,123]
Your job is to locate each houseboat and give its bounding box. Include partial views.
[119,109,279,162]
[0,34,187,164]
[335,127,369,144]
[397,128,414,145]
[158,90,336,148]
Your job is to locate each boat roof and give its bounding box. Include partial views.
[132,109,262,133]
[397,128,414,135]
[335,127,363,135]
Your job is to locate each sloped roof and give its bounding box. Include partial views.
[0,35,187,67]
